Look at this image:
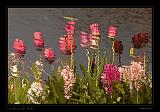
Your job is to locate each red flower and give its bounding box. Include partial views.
[59,35,77,55]
[132,32,149,48]
[114,40,123,54]
[44,48,56,64]
[108,26,117,38]
[90,23,100,36]
[33,32,44,48]
[13,38,26,56]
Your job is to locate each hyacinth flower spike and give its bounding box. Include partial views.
[80,31,91,72]
[89,23,101,87]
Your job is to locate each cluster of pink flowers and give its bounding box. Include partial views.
[80,31,90,48]
[59,21,77,55]
[89,23,100,49]
[101,64,120,94]
[60,65,76,99]
[119,61,145,92]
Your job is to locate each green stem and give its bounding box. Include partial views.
[86,49,90,73]
[110,39,115,64]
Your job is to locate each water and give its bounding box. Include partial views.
[8,8,152,80]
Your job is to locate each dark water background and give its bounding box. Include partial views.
[8,8,152,80]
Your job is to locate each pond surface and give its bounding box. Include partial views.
[8,8,152,79]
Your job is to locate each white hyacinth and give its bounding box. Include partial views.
[10,65,19,77]
[27,81,50,104]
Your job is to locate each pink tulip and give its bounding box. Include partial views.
[33,32,44,48]
[13,38,26,56]
[44,48,56,64]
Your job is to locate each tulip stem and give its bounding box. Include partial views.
[110,39,115,64]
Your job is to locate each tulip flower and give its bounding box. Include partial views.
[13,38,26,57]
[44,48,56,64]
[33,32,44,49]
[132,32,149,49]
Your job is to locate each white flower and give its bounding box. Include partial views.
[117,97,121,102]
[14,101,20,104]
[10,65,19,77]
[27,81,50,104]
[22,79,26,89]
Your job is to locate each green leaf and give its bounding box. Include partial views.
[115,83,125,95]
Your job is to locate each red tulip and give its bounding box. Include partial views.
[132,32,149,49]
[44,48,56,64]
[90,23,100,36]
[59,35,77,55]
[114,40,123,54]
[33,32,44,48]
[108,26,117,38]
[13,38,26,56]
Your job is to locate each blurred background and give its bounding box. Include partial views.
[8,8,152,80]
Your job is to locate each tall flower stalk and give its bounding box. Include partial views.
[89,23,100,87]
[107,26,117,64]
[80,31,90,72]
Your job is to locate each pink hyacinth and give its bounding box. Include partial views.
[65,21,76,35]
[101,64,120,94]
[90,23,100,36]
[108,26,117,38]
[80,31,90,48]
[44,48,56,64]
[33,32,44,48]
[61,65,76,99]
[13,38,26,57]
[119,61,145,92]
